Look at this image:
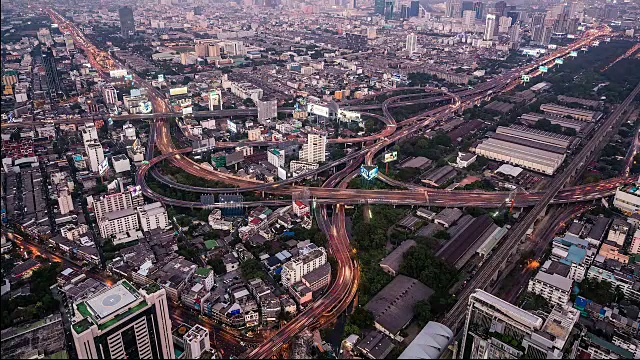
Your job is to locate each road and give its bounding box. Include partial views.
[442,81,640,332]
[44,10,619,357]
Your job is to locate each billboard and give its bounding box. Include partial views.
[128,185,142,197]
[539,66,548,72]
[360,165,378,180]
[170,86,188,96]
[124,74,133,81]
[555,58,564,65]
[570,51,578,57]
[158,74,165,82]
[337,110,361,122]
[182,106,193,115]
[277,167,287,180]
[307,103,330,118]
[209,90,221,107]
[139,101,153,113]
[227,119,238,133]
[383,151,398,163]
[98,158,109,176]
[130,88,141,97]
[109,69,128,78]
[521,75,530,83]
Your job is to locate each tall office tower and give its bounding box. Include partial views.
[72,281,175,359]
[541,25,553,46]
[483,14,497,41]
[42,47,61,98]
[401,4,410,19]
[494,0,507,16]
[384,0,394,19]
[374,0,385,15]
[119,6,135,39]
[473,1,485,19]
[85,141,105,174]
[461,290,579,359]
[463,10,476,29]
[506,10,519,24]
[498,15,512,33]
[410,0,420,17]
[405,32,417,53]
[299,133,326,164]
[508,24,520,43]
[445,0,462,17]
[461,1,474,12]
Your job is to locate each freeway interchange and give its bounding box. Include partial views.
[44,11,637,358]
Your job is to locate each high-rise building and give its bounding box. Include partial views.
[445,0,461,17]
[400,4,410,19]
[461,290,579,359]
[72,281,175,359]
[93,189,144,222]
[483,14,497,41]
[508,25,521,48]
[374,0,385,15]
[257,99,277,123]
[85,141,105,174]
[384,0,394,19]
[410,0,420,17]
[463,10,476,29]
[64,33,74,51]
[299,133,326,164]
[498,15,512,33]
[281,247,327,287]
[42,47,61,98]
[494,0,507,16]
[473,1,485,19]
[208,90,222,111]
[405,33,417,54]
[194,43,207,57]
[102,85,117,105]
[58,188,74,215]
[207,43,220,57]
[461,1,474,12]
[137,202,170,232]
[541,25,553,45]
[183,325,210,359]
[119,6,135,39]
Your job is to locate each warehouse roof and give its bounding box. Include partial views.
[365,275,434,335]
[380,240,417,276]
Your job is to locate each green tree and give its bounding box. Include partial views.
[414,300,432,327]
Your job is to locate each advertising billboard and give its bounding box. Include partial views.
[555,58,564,65]
[98,158,109,176]
[337,110,362,122]
[139,101,153,114]
[383,151,398,163]
[128,185,142,197]
[169,86,188,96]
[360,165,379,180]
[182,106,193,115]
[277,167,287,180]
[130,88,141,97]
[521,75,530,83]
[158,74,165,82]
[109,69,128,78]
[570,51,578,57]
[227,119,238,133]
[539,66,548,73]
[124,74,133,81]
[307,103,330,118]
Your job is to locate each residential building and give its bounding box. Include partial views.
[257,99,277,123]
[103,86,117,105]
[98,208,139,238]
[58,188,74,215]
[299,133,326,164]
[484,14,497,41]
[267,148,285,168]
[137,202,169,232]
[281,247,327,287]
[85,141,105,173]
[587,266,640,302]
[0,314,66,359]
[613,185,640,215]
[112,154,131,174]
[71,281,174,359]
[527,271,572,307]
[574,332,634,359]
[93,189,144,222]
[630,229,640,255]
[406,33,417,54]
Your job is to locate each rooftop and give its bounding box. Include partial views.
[380,240,417,275]
[83,281,140,320]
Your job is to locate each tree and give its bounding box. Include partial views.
[414,300,432,327]
[207,257,227,275]
[349,307,374,329]
[240,259,265,280]
[243,98,255,107]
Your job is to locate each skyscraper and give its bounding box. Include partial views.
[374,0,385,15]
[494,0,507,16]
[446,0,462,18]
[299,133,326,164]
[406,33,417,53]
[42,47,61,98]
[483,14,497,41]
[401,4,410,19]
[119,6,135,39]
[72,281,175,359]
[384,0,394,20]
[410,0,420,17]
[461,1,474,12]
[473,1,485,20]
